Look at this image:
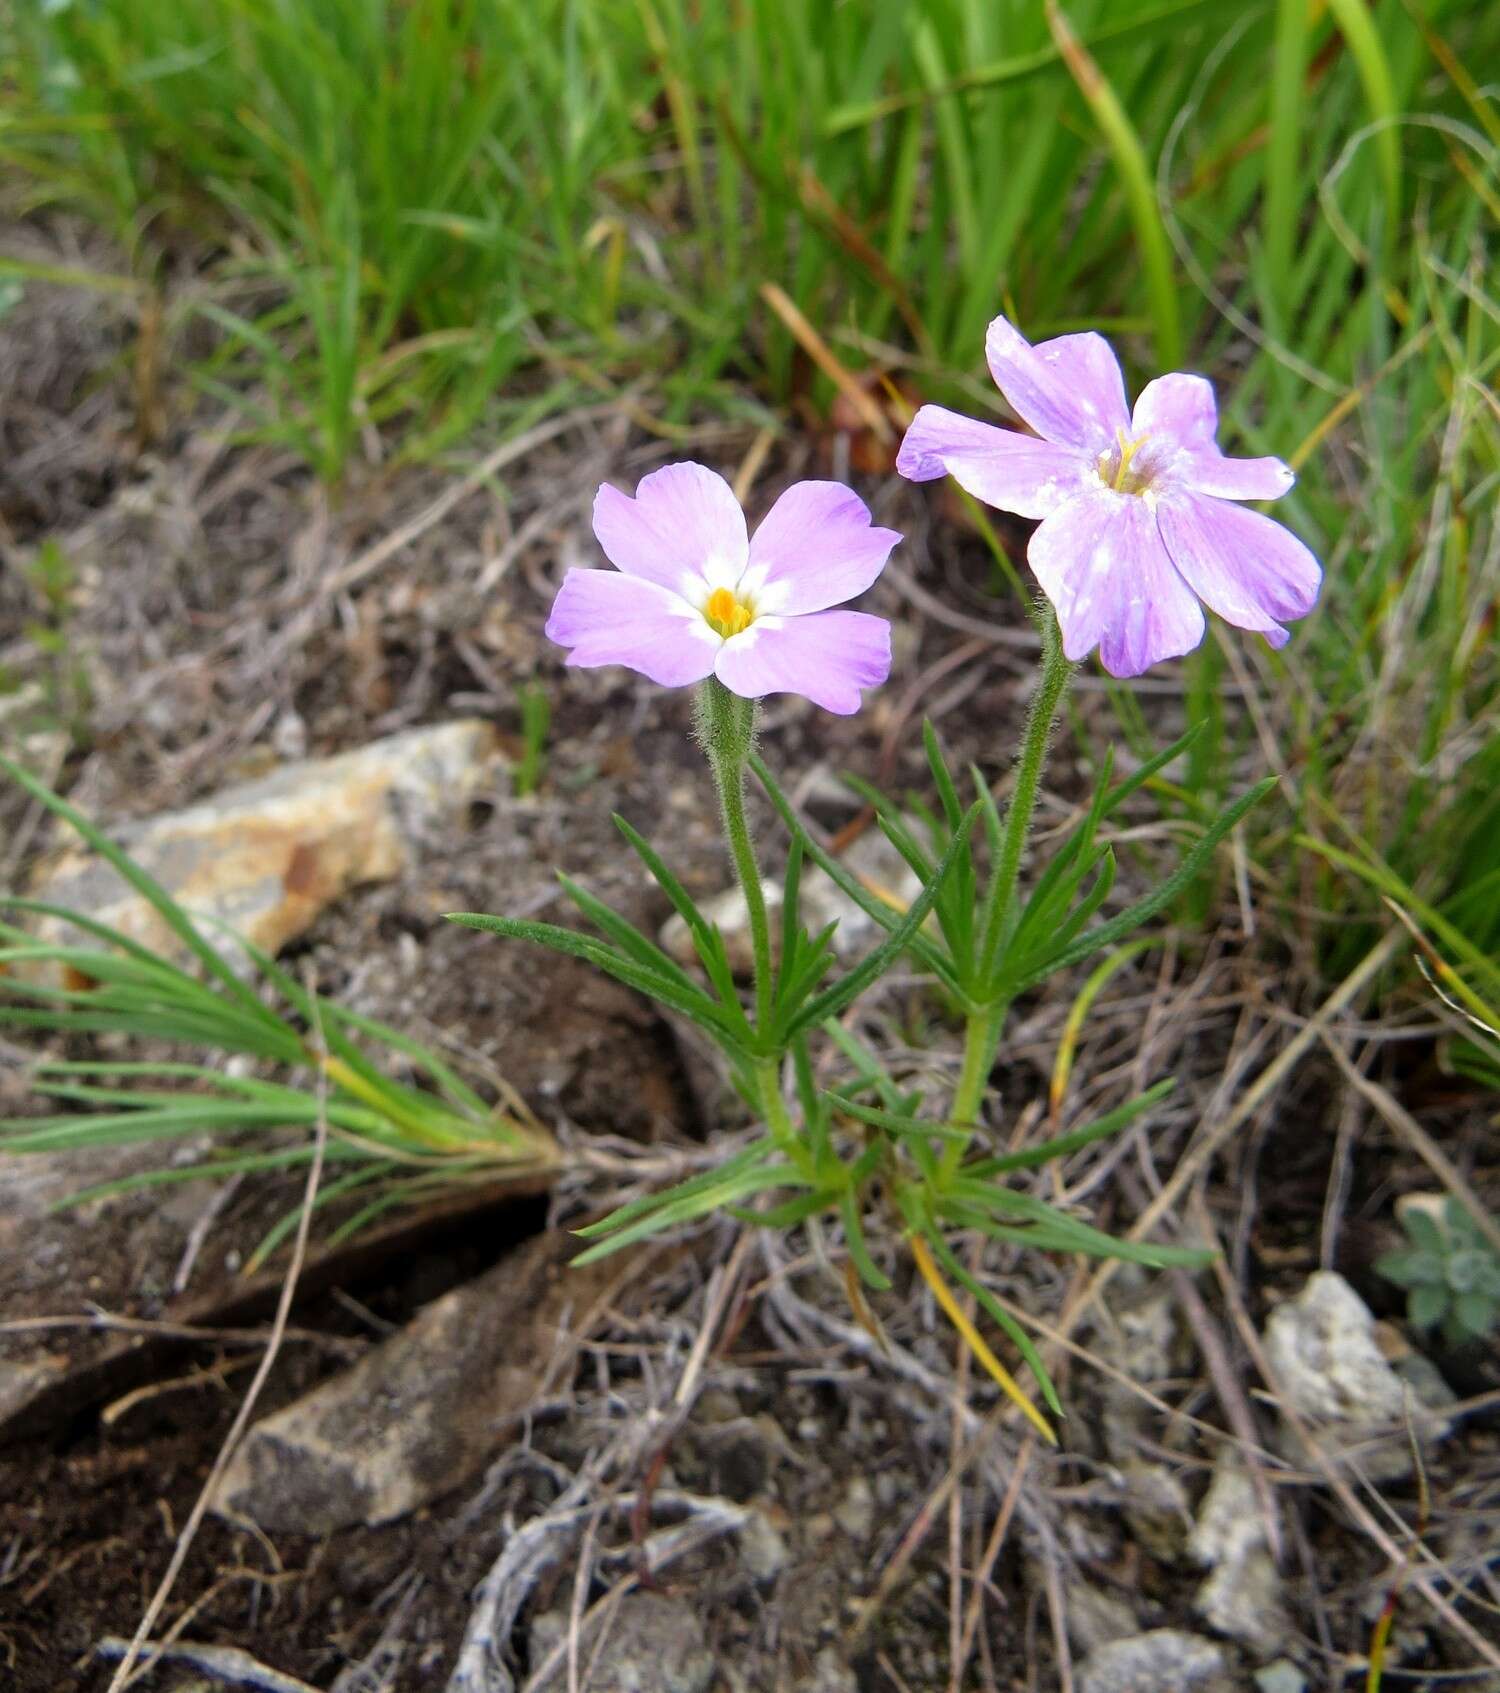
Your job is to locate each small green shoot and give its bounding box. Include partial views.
[514,682,552,799]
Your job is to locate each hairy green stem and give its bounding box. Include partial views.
[941,1000,1007,1181]
[756,1057,798,1154]
[980,607,1072,978]
[700,679,774,1035]
[945,607,1070,1182]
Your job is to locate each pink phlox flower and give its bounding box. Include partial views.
[547,462,899,715]
[897,315,1321,677]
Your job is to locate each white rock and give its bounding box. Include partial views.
[792,1648,857,1693]
[738,1509,791,1583]
[661,880,785,978]
[1254,1662,1307,1693]
[1262,1272,1455,1480]
[1077,1629,1228,1693]
[1190,1455,1289,1656]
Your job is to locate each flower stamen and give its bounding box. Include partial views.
[704,585,755,638]
[1104,427,1154,495]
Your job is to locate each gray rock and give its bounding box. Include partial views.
[213,1233,612,1532]
[1190,1457,1289,1656]
[1092,1283,1185,1466]
[528,1593,714,1693]
[1077,1630,1228,1693]
[1262,1272,1455,1480]
[1110,1287,1180,1386]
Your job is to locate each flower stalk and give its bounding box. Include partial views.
[981,605,1072,978]
[699,677,775,1034]
[940,607,1072,1180]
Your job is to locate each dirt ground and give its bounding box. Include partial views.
[2,221,1498,1691]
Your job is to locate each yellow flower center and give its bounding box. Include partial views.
[704,585,755,638]
[1101,427,1155,496]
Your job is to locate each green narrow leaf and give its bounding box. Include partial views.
[922,1226,1062,1417]
[840,1186,892,1291]
[964,1079,1176,1176]
[0,757,285,1031]
[789,803,981,1036]
[1010,778,1277,993]
[749,751,960,994]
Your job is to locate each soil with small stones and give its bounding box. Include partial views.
[3,219,1498,1692]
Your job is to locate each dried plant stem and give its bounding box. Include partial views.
[909,1234,1056,1446]
[1056,931,1402,1343]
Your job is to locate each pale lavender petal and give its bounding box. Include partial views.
[1133,373,1295,502]
[985,316,1129,452]
[546,567,719,687]
[592,461,748,596]
[1156,491,1320,648]
[1174,452,1295,502]
[739,480,901,615]
[895,404,1091,519]
[713,610,890,715]
[1028,489,1205,676]
[1131,372,1219,448]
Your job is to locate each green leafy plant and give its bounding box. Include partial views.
[453,588,1265,1440]
[0,757,559,1272]
[1377,1197,1500,1346]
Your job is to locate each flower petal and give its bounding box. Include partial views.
[985,316,1129,451]
[592,461,748,597]
[1174,452,1296,502]
[1133,373,1295,501]
[740,480,901,615]
[1131,372,1219,448]
[546,567,719,687]
[1156,491,1320,648]
[1028,489,1205,677]
[895,404,1091,519]
[713,610,891,715]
